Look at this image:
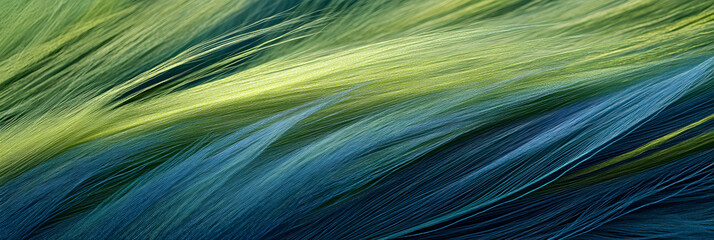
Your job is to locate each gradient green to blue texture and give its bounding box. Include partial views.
[1,0,714,239]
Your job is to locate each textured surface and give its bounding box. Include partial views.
[1,0,714,239]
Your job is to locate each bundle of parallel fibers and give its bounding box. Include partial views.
[1,0,714,239]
